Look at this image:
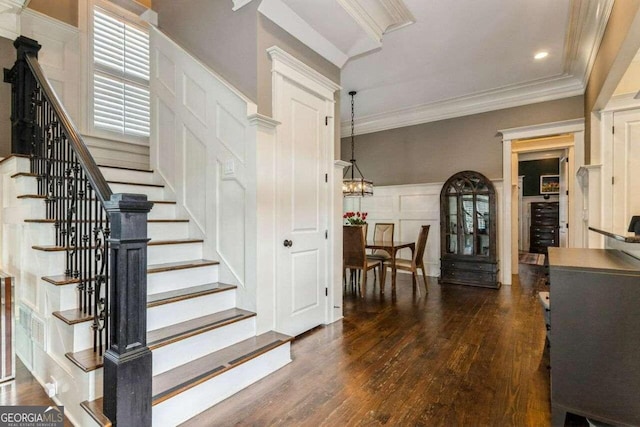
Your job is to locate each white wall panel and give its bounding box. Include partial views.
[150,28,257,311]
[20,9,80,124]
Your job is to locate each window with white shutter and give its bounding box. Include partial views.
[92,7,150,138]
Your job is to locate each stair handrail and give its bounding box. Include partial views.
[24,53,113,203]
[5,36,153,426]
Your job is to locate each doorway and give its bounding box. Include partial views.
[500,119,585,284]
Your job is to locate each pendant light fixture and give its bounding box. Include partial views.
[343,91,373,197]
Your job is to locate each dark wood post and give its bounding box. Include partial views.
[103,193,153,427]
[3,36,41,155]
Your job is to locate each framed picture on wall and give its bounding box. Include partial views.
[540,175,560,194]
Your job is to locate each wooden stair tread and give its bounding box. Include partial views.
[107,180,164,188]
[42,274,81,286]
[53,309,93,325]
[67,309,255,371]
[11,172,38,178]
[80,398,112,427]
[66,348,103,372]
[43,259,219,285]
[33,239,202,252]
[17,194,176,204]
[147,308,255,350]
[0,154,29,166]
[152,331,292,405]
[148,238,203,246]
[148,283,236,308]
[148,259,219,274]
[25,218,188,223]
[98,164,153,173]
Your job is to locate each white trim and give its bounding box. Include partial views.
[335,0,415,42]
[259,0,349,68]
[232,0,255,12]
[341,76,584,136]
[602,93,640,112]
[0,0,26,39]
[267,46,342,101]
[20,7,78,33]
[247,113,280,128]
[499,118,585,141]
[334,160,352,168]
[501,121,586,284]
[564,0,614,86]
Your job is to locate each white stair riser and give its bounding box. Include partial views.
[44,281,83,314]
[148,222,189,240]
[0,157,30,174]
[147,242,203,265]
[151,317,256,376]
[152,343,292,427]
[147,265,219,294]
[98,167,157,185]
[52,317,93,353]
[148,203,176,219]
[109,182,164,199]
[147,289,236,331]
[3,204,46,223]
[13,176,38,195]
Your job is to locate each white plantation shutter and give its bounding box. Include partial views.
[93,7,150,137]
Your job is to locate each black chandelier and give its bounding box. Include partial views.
[343,91,373,197]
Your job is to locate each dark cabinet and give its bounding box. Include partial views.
[439,171,499,288]
[529,202,559,254]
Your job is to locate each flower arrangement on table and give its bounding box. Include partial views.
[343,211,368,225]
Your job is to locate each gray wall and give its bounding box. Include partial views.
[27,0,78,27]
[153,0,259,102]
[342,95,584,186]
[0,37,14,157]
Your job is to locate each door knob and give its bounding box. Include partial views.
[283,239,293,247]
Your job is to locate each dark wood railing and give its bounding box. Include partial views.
[4,36,152,426]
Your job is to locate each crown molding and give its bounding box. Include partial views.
[564,0,614,86]
[259,0,349,67]
[341,75,584,136]
[268,46,342,101]
[335,0,415,42]
[499,118,585,141]
[0,0,27,39]
[232,0,255,12]
[247,113,281,129]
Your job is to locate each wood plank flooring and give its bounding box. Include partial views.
[0,359,73,426]
[184,264,553,427]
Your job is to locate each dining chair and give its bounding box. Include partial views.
[381,225,430,293]
[344,225,381,296]
[367,223,394,261]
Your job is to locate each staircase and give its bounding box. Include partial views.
[3,156,292,426]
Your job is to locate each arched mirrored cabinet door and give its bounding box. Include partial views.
[440,170,500,289]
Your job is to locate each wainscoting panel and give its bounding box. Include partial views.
[150,28,257,306]
[20,9,80,124]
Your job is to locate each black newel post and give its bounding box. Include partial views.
[3,36,41,155]
[103,194,153,427]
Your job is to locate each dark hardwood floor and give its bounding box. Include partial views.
[0,358,73,426]
[183,264,553,427]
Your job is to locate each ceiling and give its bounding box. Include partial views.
[250,0,613,136]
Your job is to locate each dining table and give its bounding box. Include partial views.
[366,240,415,292]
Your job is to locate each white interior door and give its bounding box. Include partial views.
[275,79,328,337]
[612,109,640,234]
[559,152,569,247]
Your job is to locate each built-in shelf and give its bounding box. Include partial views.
[588,227,640,243]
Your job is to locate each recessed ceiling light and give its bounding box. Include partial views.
[534,51,549,60]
